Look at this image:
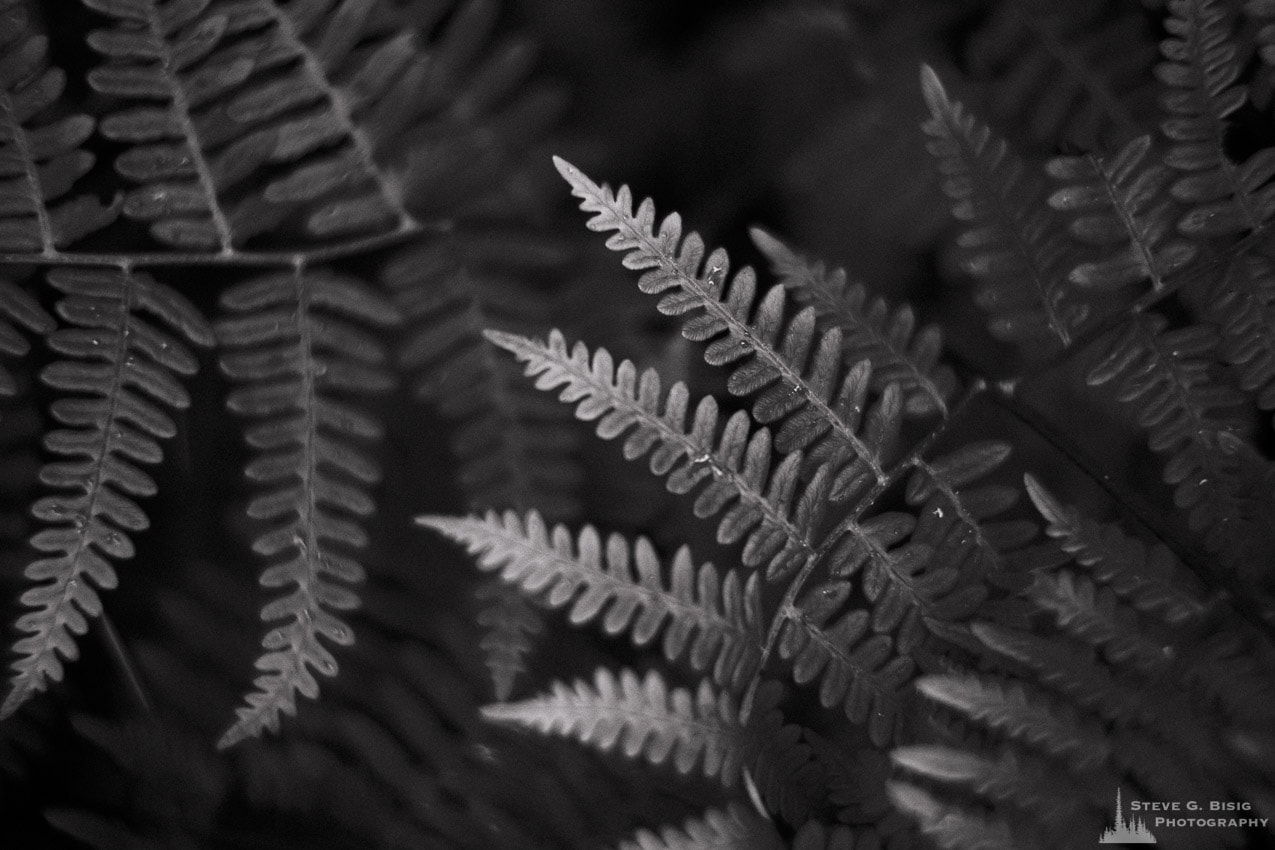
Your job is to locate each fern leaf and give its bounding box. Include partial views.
[1046,134,1196,291]
[215,265,399,747]
[0,277,54,396]
[612,803,783,850]
[1086,313,1271,578]
[904,440,1029,591]
[914,672,1111,770]
[963,0,1156,152]
[84,0,423,250]
[891,745,1095,832]
[0,9,117,252]
[776,580,914,746]
[1157,0,1275,237]
[1206,255,1275,422]
[419,510,763,689]
[749,227,957,418]
[920,65,1083,348]
[554,156,900,496]
[1024,474,1205,624]
[384,232,580,699]
[474,579,543,702]
[486,329,828,580]
[2,267,212,719]
[1026,571,1176,676]
[886,782,1020,850]
[481,667,753,787]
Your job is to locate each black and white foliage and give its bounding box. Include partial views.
[2,1,1275,849]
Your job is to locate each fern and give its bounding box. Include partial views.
[3,266,212,719]
[1045,134,1197,291]
[419,510,763,690]
[555,156,900,499]
[485,328,831,581]
[84,0,419,250]
[749,226,957,418]
[482,667,760,787]
[215,265,399,747]
[920,65,1083,349]
[0,277,52,396]
[1158,0,1275,238]
[0,4,117,252]
[612,803,783,850]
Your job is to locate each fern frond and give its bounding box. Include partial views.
[554,157,901,497]
[1024,474,1205,624]
[0,9,117,253]
[904,440,1029,590]
[1086,313,1271,579]
[84,0,423,251]
[1025,571,1176,676]
[2,266,212,718]
[481,667,753,787]
[486,329,828,580]
[963,0,1156,152]
[418,510,763,689]
[215,265,399,747]
[914,673,1111,770]
[886,782,1019,850]
[920,65,1083,349]
[612,803,784,850]
[749,227,957,418]
[1046,134,1196,291]
[0,277,53,396]
[891,745,1096,831]
[1206,254,1275,422]
[474,579,543,702]
[1157,0,1275,237]
[776,580,914,746]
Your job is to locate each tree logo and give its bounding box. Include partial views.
[1100,788,1156,844]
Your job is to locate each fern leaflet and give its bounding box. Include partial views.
[920,64,1082,349]
[215,264,399,747]
[0,276,53,396]
[1,6,118,253]
[486,328,830,581]
[613,803,783,850]
[749,226,957,418]
[84,0,422,251]
[419,510,763,690]
[3,266,212,718]
[555,156,900,498]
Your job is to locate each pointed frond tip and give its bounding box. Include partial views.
[2,268,211,720]
[215,267,399,747]
[551,157,901,493]
[919,64,1084,350]
[418,510,762,689]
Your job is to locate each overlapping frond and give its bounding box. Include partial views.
[2,266,212,718]
[749,227,957,418]
[486,329,830,580]
[83,0,424,251]
[920,65,1083,349]
[963,0,1156,152]
[612,803,783,850]
[1086,313,1273,581]
[1024,474,1205,624]
[1046,134,1196,291]
[481,667,756,787]
[419,510,762,690]
[1203,254,1275,424]
[885,783,1019,850]
[775,580,914,747]
[1,4,117,253]
[1157,0,1275,238]
[555,157,901,498]
[0,277,53,396]
[215,265,399,746]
